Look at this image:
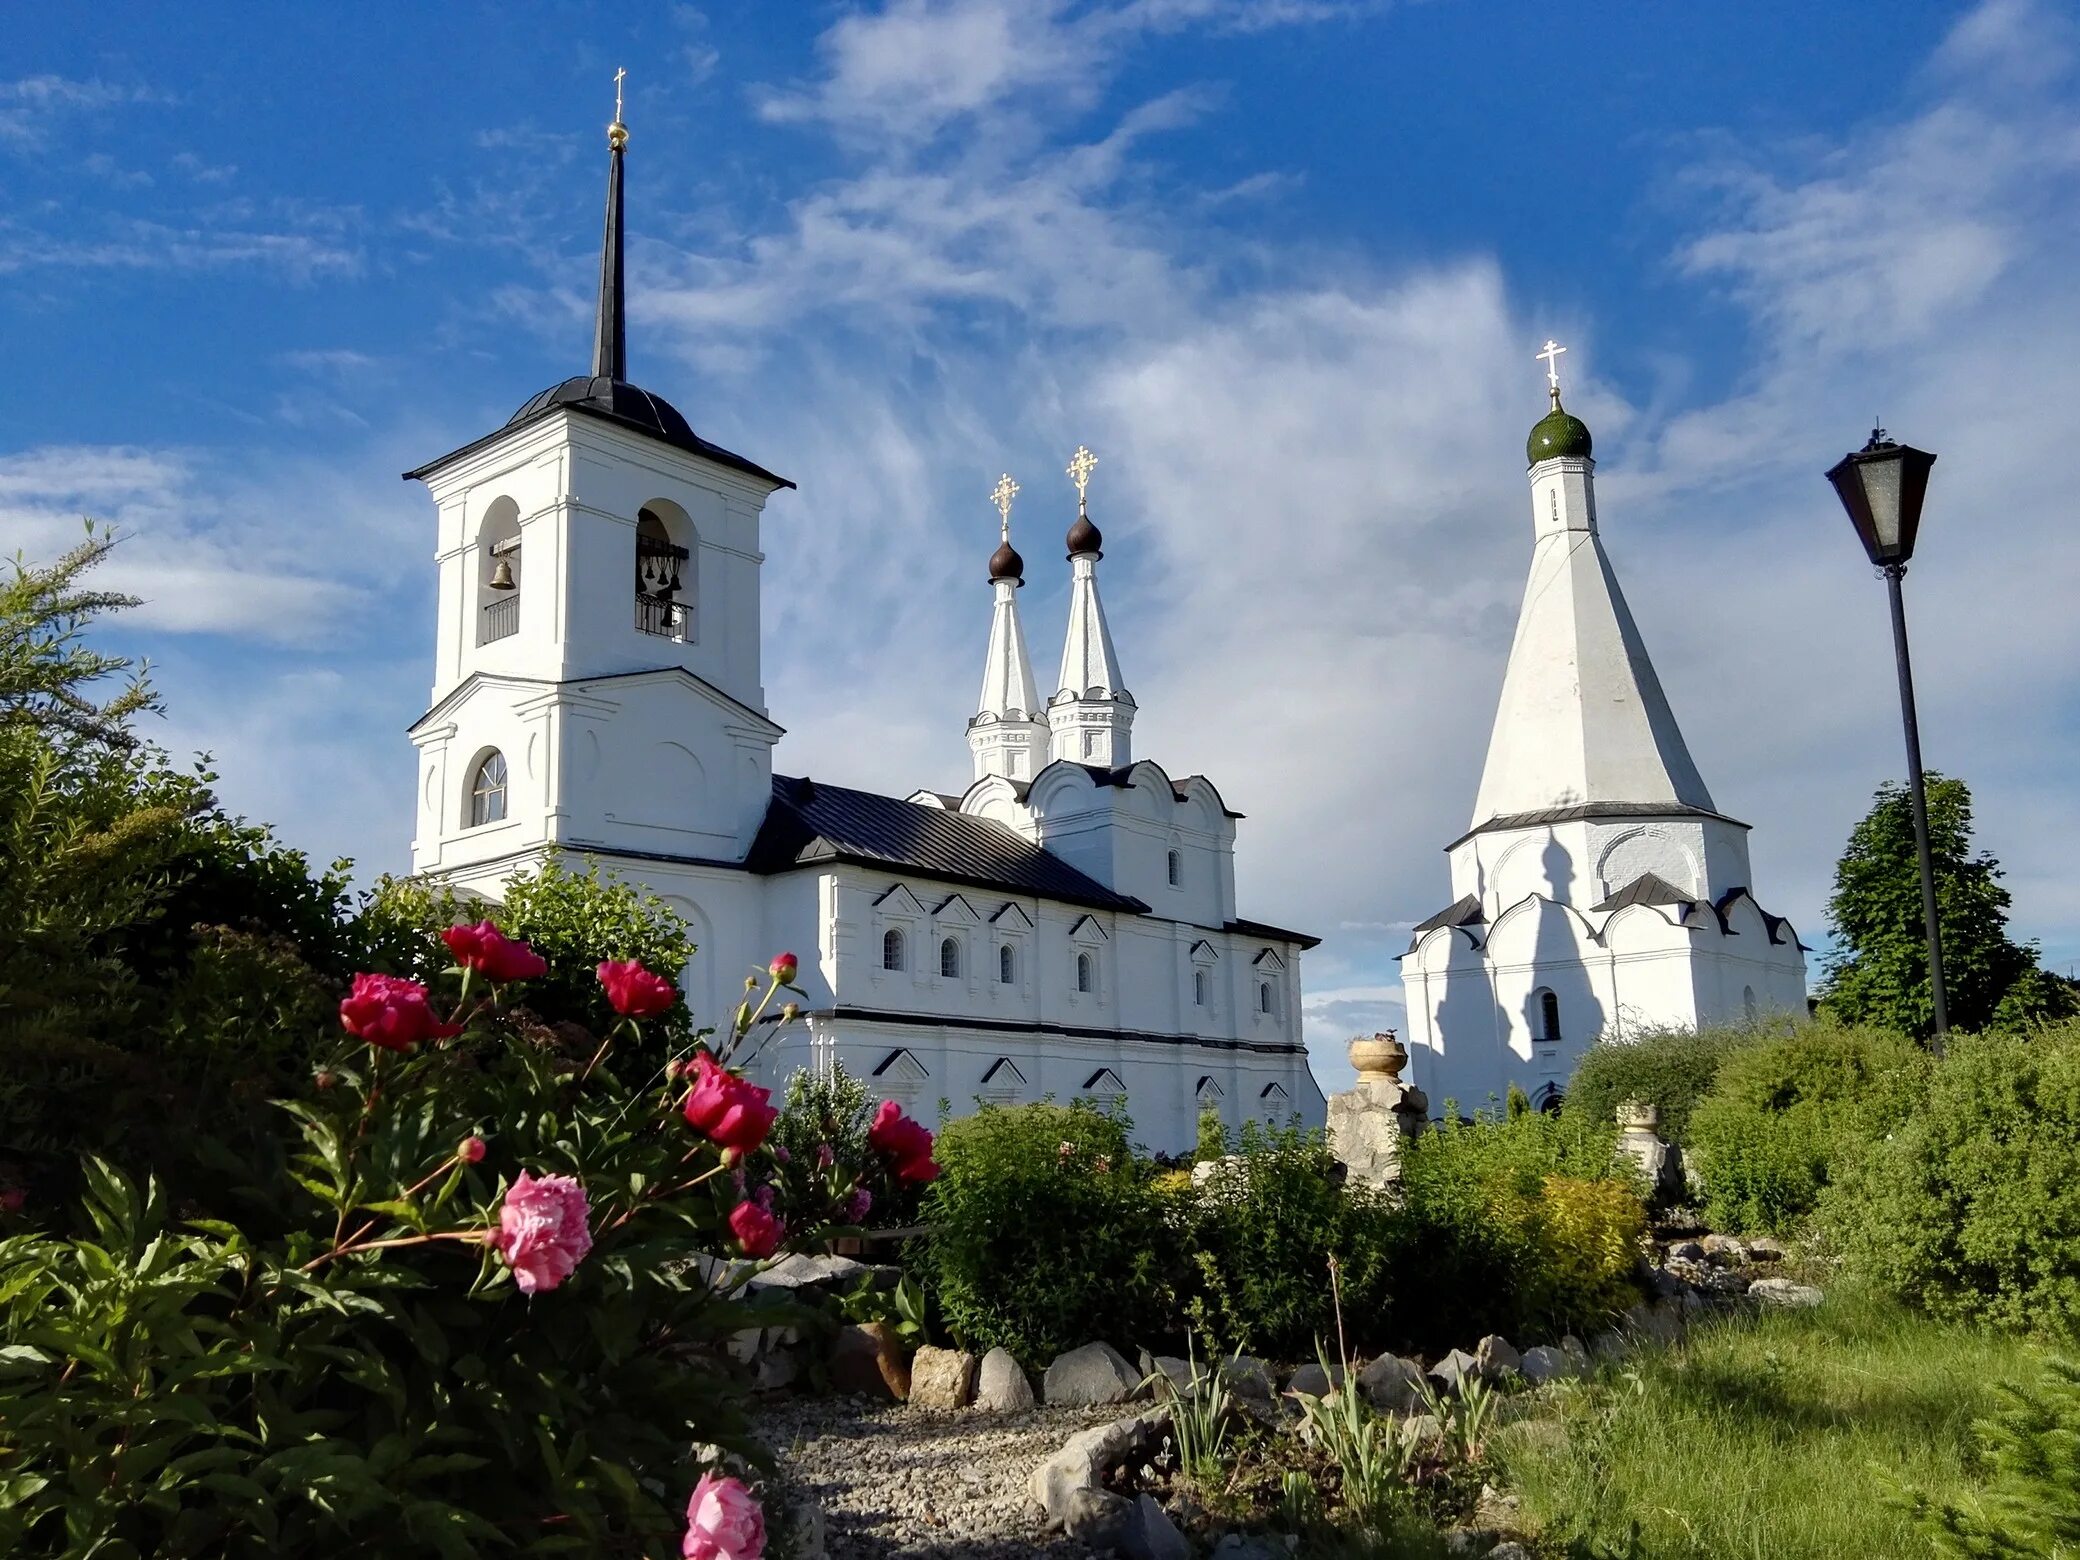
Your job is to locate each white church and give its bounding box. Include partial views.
[400,107,1324,1151]
[1397,346,1809,1113]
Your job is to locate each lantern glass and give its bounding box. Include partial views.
[1826,430,1935,568]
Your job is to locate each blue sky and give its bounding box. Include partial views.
[8,0,2078,1089]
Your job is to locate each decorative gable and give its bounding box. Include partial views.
[1194,1075,1225,1101]
[1068,914,1110,943]
[932,892,981,925]
[1251,947,1285,970]
[872,882,925,916]
[1082,1067,1127,1097]
[988,902,1035,929]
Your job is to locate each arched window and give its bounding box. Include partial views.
[1076,952,1094,994]
[1536,987,1561,1044]
[468,751,508,827]
[1194,969,1209,1007]
[1258,980,1273,1015]
[998,943,1015,985]
[1743,985,1759,1024]
[1167,849,1182,887]
[939,937,961,979]
[882,929,906,972]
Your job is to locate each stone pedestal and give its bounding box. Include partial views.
[1325,1033,1429,1188]
[1616,1101,1683,1203]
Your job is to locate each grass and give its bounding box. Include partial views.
[1495,1281,2048,1560]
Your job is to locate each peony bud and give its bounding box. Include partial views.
[315,1070,338,1091]
[0,1187,25,1214]
[459,1135,487,1164]
[780,1002,799,1022]
[744,975,759,993]
[770,951,799,985]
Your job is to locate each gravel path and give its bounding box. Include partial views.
[756,1397,1125,1559]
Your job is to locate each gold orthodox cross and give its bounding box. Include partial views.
[991,473,1019,539]
[1066,445,1097,508]
[614,67,627,124]
[1536,339,1567,393]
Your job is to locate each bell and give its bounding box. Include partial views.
[489,557,516,591]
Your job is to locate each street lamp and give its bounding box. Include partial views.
[1826,426,1947,1048]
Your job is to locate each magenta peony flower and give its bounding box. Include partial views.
[682,1054,778,1153]
[728,1199,784,1259]
[683,1471,766,1560]
[339,973,462,1052]
[491,1170,593,1295]
[842,1185,872,1225]
[597,957,678,1018]
[867,1100,941,1183]
[0,1187,24,1214]
[441,921,548,983]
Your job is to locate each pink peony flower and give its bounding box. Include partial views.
[682,1054,778,1153]
[597,957,678,1018]
[339,973,462,1052]
[867,1100,941,1183]
[491,1170,593,1295]
[842,1185,872,1224]
[769,951,798,985]
[815,1143,835,1171]
[728,1199,784,1259]
[683,1472,766,1560]
[442,921,548,983]
[458,1135,487,1164]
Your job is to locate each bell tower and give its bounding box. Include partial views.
[403,81,793,883]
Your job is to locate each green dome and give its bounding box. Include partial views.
[1527,395,1592,463]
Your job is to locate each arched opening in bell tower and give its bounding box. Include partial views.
[476,496,521,645]
[635,500,695,642]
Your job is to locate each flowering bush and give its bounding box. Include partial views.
[0,921,932,1557]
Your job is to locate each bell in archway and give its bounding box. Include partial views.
[489,557,516,591]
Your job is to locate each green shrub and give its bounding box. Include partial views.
[1822,1022,2080,1335]
[1183,1120,1398,1360]
[1562,1023,1767,1146]
[1395,1108,1645,1344]
[920,1102,1175,1365]
[1688,1019,1926,1233]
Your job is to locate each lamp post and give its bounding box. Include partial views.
[1825,426,1947,1050]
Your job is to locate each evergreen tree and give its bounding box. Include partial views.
[1820,774,2077,1039]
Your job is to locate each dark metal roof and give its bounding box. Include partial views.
[1229,918,1320,951]
[404,379,793,488]
[1445,801,1746,852]
[747,775,1147,913]
[1589,872,1697,914]
[1412,894,1486,934]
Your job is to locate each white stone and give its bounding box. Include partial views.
[908,1346,978,1410]
[1749,1277,1823,1309]
[1043,1342,1141,1406]
[975,1347,1036,1412]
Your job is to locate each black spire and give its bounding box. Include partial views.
[591,113,628,381]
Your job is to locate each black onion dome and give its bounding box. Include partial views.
[1065,509,1103,558]
[988,537,1025,583]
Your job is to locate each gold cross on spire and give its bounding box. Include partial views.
[609,67,629,149]
[990,473,1019,539]
[1536,339,1567,398]
[1066,444,1097,512]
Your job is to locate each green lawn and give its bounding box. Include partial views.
[1496,1283,2048,1559]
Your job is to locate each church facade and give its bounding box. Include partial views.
[1398,353,1808,1113]
[401,110,1322,1152]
